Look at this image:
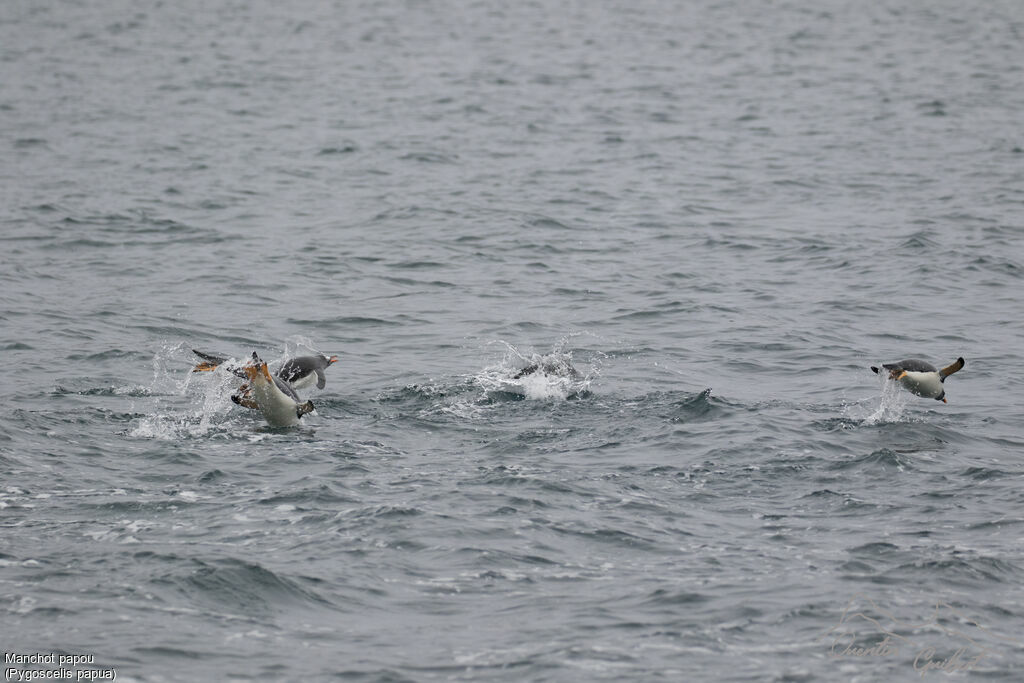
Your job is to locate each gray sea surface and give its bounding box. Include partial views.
[2,1,1024,681]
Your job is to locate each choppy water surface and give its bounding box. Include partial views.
[3,1,1024,680]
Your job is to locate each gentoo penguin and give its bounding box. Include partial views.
[277,354,338,391]
[870,357,965,403]
[192,349,337,390]
[513,358,582,381]
[241,353,315,427]
[191,349,337,408]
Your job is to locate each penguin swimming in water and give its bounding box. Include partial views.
[512,358,583,381]
[240,352,315,427]
[191,349,337,409]
[483,353,587,398]
[870,357,965,403]
[276,354,338,391]
[192,349,337,389]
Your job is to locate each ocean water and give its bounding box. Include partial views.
[2,0,1024,680]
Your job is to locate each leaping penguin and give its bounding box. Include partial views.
[870,357,965,403]
[276,354,338,391]
[191,349,337,409]
[241,352,315,427]
[192,349,337,389]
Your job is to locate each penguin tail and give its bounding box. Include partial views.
[192,361,220,372]
[939,357,965,380]
[191,349,228,372]
[242,352,274,382]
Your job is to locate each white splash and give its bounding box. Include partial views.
[127,344,253,439]
[474,337,600,400]
[860,372,912,425]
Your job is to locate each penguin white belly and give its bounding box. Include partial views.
[288,372,317,393]
[899,371,943,399]
[251,376,302,427]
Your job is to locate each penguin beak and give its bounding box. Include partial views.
[942,398,947,403]
[328,355,338,365]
